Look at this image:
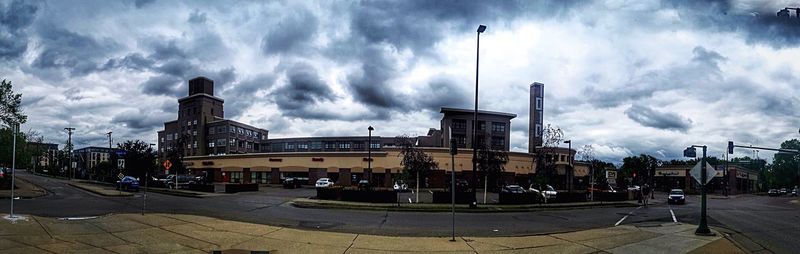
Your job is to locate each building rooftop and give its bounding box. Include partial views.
[440,107,517,118]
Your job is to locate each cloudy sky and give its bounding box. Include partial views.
[3,0,800,164]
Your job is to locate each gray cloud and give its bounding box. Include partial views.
[624,104,692,132]
[221,73,274,118]
[141,75,182,96]
[273,63,336,119]
[188,9,207,24]
[134,0,155,9]
[260,8,317,54]
[0,0,38,60]
[112,109,171,130]
[345,46,407,111]
[31,27,118,76]
[415,77,470,111]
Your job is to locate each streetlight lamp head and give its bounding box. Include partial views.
[477,25,487,33]
[563,140,571,144]
[368,126,374,131]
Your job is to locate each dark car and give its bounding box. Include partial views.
[768,189,779,196]
[357,179,371,191]
[116,176,140,192]
[283,177,302,189]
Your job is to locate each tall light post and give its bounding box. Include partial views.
[368,126,374,185]
[564,140,572,192]
[684,145,714,236]
[65,127,75,179]
[471,24,486,207]
[9,123,18,219]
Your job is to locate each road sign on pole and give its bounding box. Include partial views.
[117,172,124,180]
[163,160,172,170]
[690,161,715,185]
[117,159,125,169]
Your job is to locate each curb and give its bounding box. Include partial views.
[291,199,639,213]
[146,188,206,198]
[67,183,133,197]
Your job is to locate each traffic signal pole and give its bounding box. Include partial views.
[696,145,713,236]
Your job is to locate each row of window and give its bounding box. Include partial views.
[451,120,506,133]
[208,125,264,139]
[270,141,381,151]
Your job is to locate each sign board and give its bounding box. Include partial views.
[163,160,173,170]
[116,150,126,156]
[117,172,124,180]
[690,161,716,185]
[117,159,125,169]
[605,170,617,179]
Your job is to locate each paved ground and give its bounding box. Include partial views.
[0,176,47,199]
[1,171,796,253]
[0,213,739,254]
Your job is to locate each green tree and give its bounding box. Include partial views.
[117,140,156,180]
[619,154,659,188]
[396,135,438,202]
[476,138,508,192]
[0,79,27,128]
[164,134,189,176]
[92,161,115,182]
[532,124,564,189]
[769,139,800,189]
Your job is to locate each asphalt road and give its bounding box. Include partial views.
[2,171,798,253]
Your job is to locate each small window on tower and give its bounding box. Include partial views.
[536,98,542,110]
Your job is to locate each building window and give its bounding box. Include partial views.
[353,142,365,150]
[298,143,309,150]
[324,142,335,149]
[208,128,215,134]
[370,142,381,149]
[338,142,350,149]
[229,126,236,133]
[160,137,165,142]
[478,121,486,131]
[538,114,543,124]
[217,139,226,147]
[229,138,236,146]
[492,122,505,133]
[454,135,466,147]
[193,120,197,125]
[491,136,504,148]
[311,141,322,150]
[229,172,242,183]
[452,119,467,130]
[192,130,197,136]
[272,143,283,151]
[285,143,295,149]
[193,141,197,148]
[208,142,215,148]
[535,124,542,137]
[536,98,542,110]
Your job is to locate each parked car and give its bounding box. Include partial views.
[315,178,335,188]
[501,185,526,194]
[116,176,140,192]
[667,189,685,204]
[587,185,617,193]
[780,188,788,195]
[393,181,408,192]
[792,188,798,197]
[529,184,557,201]
[768,189,779,196]
[627,185,641,192]
[283,177,302,189]
[357,179,371,191]
[166,174,196,189]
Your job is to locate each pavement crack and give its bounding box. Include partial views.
[377,210,389,229]
[30,215,55,239]
[460,237,478,253]
[551,235,602,252]
[343,233,359,254]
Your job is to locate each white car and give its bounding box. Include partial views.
[668,189,685,205]
[393,181,408,191]
[529,184,557,201]
[315,178,334,188]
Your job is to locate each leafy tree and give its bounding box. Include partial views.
[117,140,156,180]
[532,124,564,189]
[476,138,508,191]
[769,139,800,189]
[619,154,659,189]
[0,79,26,128]
[577,145,614,188]
[164,134,189,176]
[396,135,438,202]
[92,161,115,182]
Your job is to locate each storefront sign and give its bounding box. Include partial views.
[312,158,324,162]
[201,161,214,166]
[657,169,685,177]
[606,170,617,179]
[736,171,748,179]
[268,158,282,162]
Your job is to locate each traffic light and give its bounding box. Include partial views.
[728,141,734,154]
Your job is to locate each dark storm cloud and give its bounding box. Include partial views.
[624,104,692,132]
[345,46,407,110]
[260,8,317,54]
[141,75,182,96]
[415,78,470,111]
[273,63,336,119]
[31,27,118,76]
[221,73,274,118]
[100,53,154,71]
[669,0,800,49]
[188,9,207,24]
[0,0,38,60]
[134,0,155,9]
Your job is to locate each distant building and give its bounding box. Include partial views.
[27,142,59,168]
[439,107,516,151]
[73,146,115,171]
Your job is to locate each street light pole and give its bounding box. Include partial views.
[10,123,18,219]
[472,24,486,208]
[65,127,75,179]
[368,126,373,185]
[563,140,571,192]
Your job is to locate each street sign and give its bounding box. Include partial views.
[605,170,617,179]
[116,150,126,156]
[690,161,716,185]
[163,160,173,170]
[117,172,124,180]
[117,159,125,169]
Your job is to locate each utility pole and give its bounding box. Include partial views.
[65,127,75,180]
[10,123,18,219]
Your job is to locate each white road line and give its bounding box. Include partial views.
[669,207,677,222]
[614,206,642,226]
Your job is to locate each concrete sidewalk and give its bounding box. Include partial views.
[294,198,640,213]
[0,213,743,254]
[0,177,47,199]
